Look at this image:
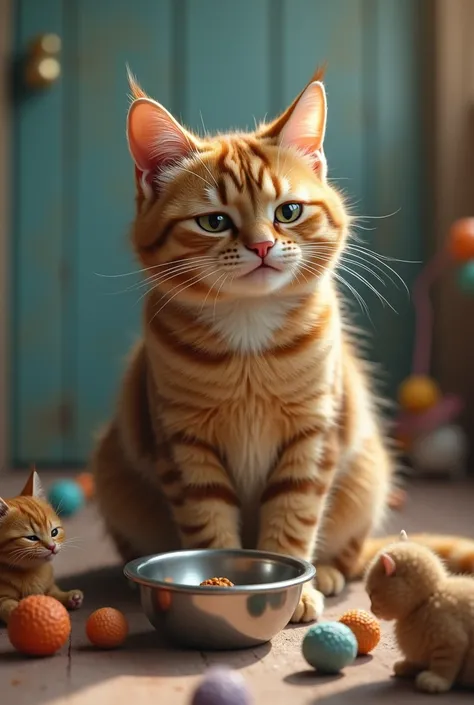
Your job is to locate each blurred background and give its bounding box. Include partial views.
[0,0,473,472]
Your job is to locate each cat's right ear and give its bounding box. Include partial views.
[20,466,44,498]
[381,553,396,577]
[126,72,202,202]
[0,498,9,523]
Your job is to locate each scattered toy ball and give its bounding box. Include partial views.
[75,471,95,500]
[86,607,128,649]
[302,622,357,674]
[48,479,85,517]
[8,595,71,657]
[190,666,253,705]
[338,609,381,655]
[200,577,235,587]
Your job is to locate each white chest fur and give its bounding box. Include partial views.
[197,298,300,354]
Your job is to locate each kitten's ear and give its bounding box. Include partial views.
[400,530,408,542]
[0,498,9,523]
[381,553,396,577]
[20,466,44,498]
[126,72,202,201]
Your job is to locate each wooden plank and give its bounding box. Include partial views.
[72,0,174,462]
[182,0,272,132]
[12,0,65,465]
[0,0,13,471]
[364,0,425,398]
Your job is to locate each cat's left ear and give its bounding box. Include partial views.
[0,498,9,523]
[400,530,408,542]
[20,466,44,498]
[259,81,328,181]
[381,553,396,577]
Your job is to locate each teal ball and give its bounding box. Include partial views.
[47,480,84,517]
[457,261,474,294]
[302,622,358,674]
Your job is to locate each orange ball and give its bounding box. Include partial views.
[338,609,381,655]
[8,595,71,657]
[76,472,95,500]
[86,607,128,649]
[449,218,474,262]
[398,375,440,413]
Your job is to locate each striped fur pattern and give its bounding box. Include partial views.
[91,68,474,623]
[0,469,83,623]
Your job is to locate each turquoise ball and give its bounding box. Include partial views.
[302,622,358,674]
[47,480,84,517]
[457,261,474,294]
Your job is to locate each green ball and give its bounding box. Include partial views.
[457,261,474,294]
[302,622,358,674]
[47,479,84,517]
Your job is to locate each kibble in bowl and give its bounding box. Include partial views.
[200,577,235,587]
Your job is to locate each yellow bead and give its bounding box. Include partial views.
[398,375,440,413]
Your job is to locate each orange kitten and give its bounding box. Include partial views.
[366,531,474,693]
[90,67,474,623]
[0,469,83,624]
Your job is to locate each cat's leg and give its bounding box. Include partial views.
[415,638,468,694]
[0,597,19,624]
[47,584,84,610]
[158,433,242,550]
[316,435,391,596]
[257,428,339,623]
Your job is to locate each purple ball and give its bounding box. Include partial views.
[190,667,252,705]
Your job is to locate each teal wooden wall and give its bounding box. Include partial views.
[11,0,425,466]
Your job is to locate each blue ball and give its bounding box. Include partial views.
[302,622,358,674]
[191,667,252,705]
[47,480,84,517]
[457,261,474,294]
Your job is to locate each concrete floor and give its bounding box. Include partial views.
[1,471,474,705]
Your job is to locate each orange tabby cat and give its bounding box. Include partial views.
[91,67,474,623]
[0,469,83,624]
[366,531,474,693]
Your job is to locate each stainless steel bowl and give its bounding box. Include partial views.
[124,548,316,650]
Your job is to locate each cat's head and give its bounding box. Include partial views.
[365,531,447,621]
[126,66,349,305]
[0,469,64,569]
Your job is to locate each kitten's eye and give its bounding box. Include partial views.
[25,535,39,542]
[51,528,59,538]
[196,213,232,233]
[274,203,303,224]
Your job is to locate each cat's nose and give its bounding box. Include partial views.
[245,241,274,258]
[48,544,56,553]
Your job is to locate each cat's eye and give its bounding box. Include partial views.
[51,528,59,538]
[196,213,233,233]
[25,534,39,542]
[274,202,303,224]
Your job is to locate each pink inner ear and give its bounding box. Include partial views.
[381,553,396,576]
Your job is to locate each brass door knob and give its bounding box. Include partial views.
[24,33,61,89]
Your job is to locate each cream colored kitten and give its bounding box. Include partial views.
[365,530,474,693]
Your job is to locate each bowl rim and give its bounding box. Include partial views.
[123,548,316,594]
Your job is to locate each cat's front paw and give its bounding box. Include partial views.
[290,585,324,623]
[416,671,451,694]
[315,564,346,596]
[66,590,84,610]
[393,659,423,678]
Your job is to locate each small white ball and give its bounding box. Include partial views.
[411,424,468,476]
